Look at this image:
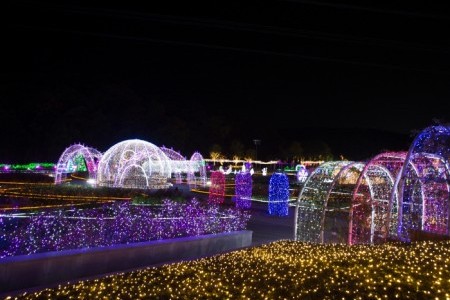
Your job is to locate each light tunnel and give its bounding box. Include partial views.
[54,143,102,184]
[397,125,450,241]
[295,152,408,245]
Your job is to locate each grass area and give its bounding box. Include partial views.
[9,240,450,299]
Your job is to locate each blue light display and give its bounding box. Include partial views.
[268,172,289,216]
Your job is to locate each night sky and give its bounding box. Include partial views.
[3,1,450,163]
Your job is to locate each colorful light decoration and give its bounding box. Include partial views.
[55,144,102,184]
[296,165,308,182]
[188,152,207,187]
[0,199,250,259]
[0,162,55,172]
[96,139,172,189]
[208,171,225,205]
[17,240,450,299]
[268,172,289,216]
[397,125,450,242]
[350,152,407,244]
[235,172,252,209]
[295,161,363,243]
[160,146,189,184]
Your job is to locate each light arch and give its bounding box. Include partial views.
[54,143,102,184]
[350,152,407,244]
[397,125,450,241]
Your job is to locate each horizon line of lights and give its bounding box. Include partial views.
[0,162,56,170]
[203,159,324,165]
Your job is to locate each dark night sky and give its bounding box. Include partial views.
[3,1,450,163]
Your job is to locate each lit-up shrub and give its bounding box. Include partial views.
[235,172,252,209]
[268,172,289,216]
[0,200,250,258]
[208,171,225,204]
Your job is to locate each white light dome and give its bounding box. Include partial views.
[97,139,172,189]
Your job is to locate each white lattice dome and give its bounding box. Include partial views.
[97,139,172,189]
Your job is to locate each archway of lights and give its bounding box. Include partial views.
[295,161,365,243]
[55,144,102,184]
[160,146,189,184]
[350,152,407,244]
[397,125,450,242]
[188,152,207,187]
[97,139,172,189]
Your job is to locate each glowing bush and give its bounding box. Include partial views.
[268,172,289,216]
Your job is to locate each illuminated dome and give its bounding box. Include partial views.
[97,139,172,189]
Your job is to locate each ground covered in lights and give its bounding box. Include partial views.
[7,240,450,299]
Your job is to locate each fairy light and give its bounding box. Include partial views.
[54,144,102,184]
[10,240,450,299]
[0,199,250,259]
[208,171,225,204]
[235,172,252,209]
[398,125,450,242]
[268,172,289,216]
[96,139,172,190]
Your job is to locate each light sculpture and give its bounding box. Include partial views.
[55,144,102,184]
[96,139,171,189]
[208,171,225,204]
[235,171,252,209]
[397,125,450,241]
[295,161,364,243]
[188,152,206,187]
[268,172,289,216]
[350,152,407,244]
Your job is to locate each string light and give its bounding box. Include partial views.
[268,172,289,216]
[0,199,250,258]
[9,240,450,299]
[96,140,172,189]
[54,144,102,184]
[208,171,225,204]
[235,172,252,209]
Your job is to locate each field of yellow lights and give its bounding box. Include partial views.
[7,240,450,299]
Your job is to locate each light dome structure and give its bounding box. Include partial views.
[97,139,172,189]
[397,125,450,241]
[55,143,102,184]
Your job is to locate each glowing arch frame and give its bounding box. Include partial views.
[188,152,207,186]
[350,152,407,244]
[396,126,450,241]
[55,144,102,184]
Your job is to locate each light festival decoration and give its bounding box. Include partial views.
[296,165,308,182]
[262,167,267,176]
[188,152,206,187]
[55,144,102,184]
[97,139,172,189]
[24,240,450,299]
[0,200,250,258]
[208,171,225,204]
[235,171,252,209]
[160,146,189,184]
[268,172,289,216]
[295,161,364,243]
[396,125,450,242]
[350,152,407,244]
